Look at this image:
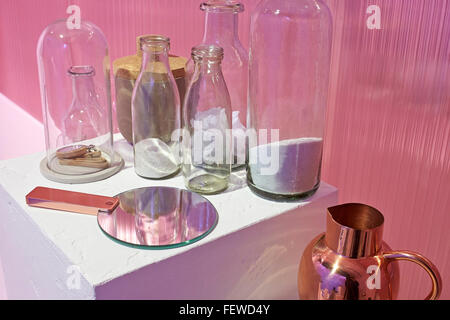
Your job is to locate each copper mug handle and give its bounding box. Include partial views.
[383,251,442,300]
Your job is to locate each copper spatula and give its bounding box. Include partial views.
[26,186,119,216]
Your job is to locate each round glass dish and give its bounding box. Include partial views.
[97,186,219,249]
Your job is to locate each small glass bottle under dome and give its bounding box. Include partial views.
[37,19,123,183]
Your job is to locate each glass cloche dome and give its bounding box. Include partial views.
[37,19,123,183]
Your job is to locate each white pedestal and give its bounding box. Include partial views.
[0,137,337,299]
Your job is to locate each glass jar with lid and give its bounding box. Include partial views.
[37,19,123,183]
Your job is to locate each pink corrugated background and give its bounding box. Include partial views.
[0,0,449,300]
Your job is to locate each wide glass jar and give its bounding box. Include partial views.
[37,19,123,184]
[247,0,333,200]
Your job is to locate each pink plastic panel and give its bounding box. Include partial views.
[0,0,449,299]
[323,0,450,300]
[0,0,259,122]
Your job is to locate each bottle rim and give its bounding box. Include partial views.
[139,34,171,51]
[191,44,224,61]
[67,65,95,77]
[200,1,244,13]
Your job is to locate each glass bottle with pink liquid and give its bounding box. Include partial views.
[247,0,333,200]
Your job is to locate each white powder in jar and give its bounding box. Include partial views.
[248,137,323,195]
[134,138,180,179]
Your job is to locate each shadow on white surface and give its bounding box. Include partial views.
[0,93,45,160]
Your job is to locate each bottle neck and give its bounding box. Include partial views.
[202,11,239,45]
[71,76,96,106]
[194,58,223,76]
[141,47,171,73]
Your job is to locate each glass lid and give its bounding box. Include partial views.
[97,187,218,249]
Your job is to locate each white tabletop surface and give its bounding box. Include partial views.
[0,136,336,287]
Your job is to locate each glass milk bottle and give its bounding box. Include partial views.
[183,45,232,194]
[132,35,181,179]
[247,0,333,200]
[187,0,248,169]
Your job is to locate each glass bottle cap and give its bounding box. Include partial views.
[200,0,244,13]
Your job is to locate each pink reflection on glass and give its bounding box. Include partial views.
[97,187,218,248]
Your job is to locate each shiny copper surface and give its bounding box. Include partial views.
[299,203,442,300]
[326,203,384,258]
[25,186,119,215]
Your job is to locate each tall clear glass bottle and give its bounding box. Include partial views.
[183,45,232,194]
[132,35,181,179]
[186,0,248,169]
[247,0,333,200]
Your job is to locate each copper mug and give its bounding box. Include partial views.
[298,203,442,300]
